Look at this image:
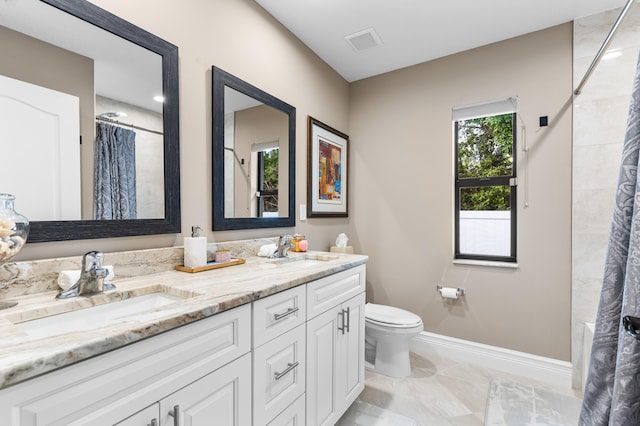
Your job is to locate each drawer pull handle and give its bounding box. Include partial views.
[274,306,299,321]
[344,307,350,333]
[338,310,346,334]
[274,361,300,380]
[168,405,180,426]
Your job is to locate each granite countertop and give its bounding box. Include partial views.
[0,251,368,389]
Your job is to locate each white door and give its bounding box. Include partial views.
[0,74,81,221]
[160,353,252,426]
[336,293,366,411]
[306,305,341,426]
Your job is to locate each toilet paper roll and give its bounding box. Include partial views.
[440,287,459,299]
[57,265,115,291]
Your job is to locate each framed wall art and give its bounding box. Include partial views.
[307,116,349,217]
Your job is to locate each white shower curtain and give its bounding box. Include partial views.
[94,122,137,220]
[580,52,640,425]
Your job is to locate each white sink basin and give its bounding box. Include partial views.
[15,293,183,340]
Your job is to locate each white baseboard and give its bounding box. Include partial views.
[411,331,573,389]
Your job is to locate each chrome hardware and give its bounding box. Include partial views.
[148,419,158,426]
[269,234,294,259]
[338,310,346,334]
[274,306,299,321]
[274,361,299,380]
[168,405,180,426]
[56,251,115,299]
[344,307,350,333]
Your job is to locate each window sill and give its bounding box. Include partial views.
[452,259,519,269]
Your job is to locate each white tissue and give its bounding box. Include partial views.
[258,243,277,257]
[57,265,115,291]
[336,233,349,248]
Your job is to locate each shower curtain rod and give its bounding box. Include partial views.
[95,115,164,136]
[574,0,636,96]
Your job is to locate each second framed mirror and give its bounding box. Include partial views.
[212,66,295,230]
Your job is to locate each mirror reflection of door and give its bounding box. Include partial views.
[223,87,289,218]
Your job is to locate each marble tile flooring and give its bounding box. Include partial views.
[338,349,583,426]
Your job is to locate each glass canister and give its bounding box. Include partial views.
[0,193,29,265]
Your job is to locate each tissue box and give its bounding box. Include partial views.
[330,246,353,254]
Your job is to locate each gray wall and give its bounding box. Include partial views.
[348,24,574,361]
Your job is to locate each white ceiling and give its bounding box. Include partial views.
[255,0,630,82]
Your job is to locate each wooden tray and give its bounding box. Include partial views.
[175,258,245,273]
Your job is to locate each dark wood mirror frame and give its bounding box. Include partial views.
[27,0,180,243]
[211,66,295,231]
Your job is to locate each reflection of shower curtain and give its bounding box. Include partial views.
[580,53,640,426]
[94,122,137,220]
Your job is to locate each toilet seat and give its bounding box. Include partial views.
[365,303,422,328]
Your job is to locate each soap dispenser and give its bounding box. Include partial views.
[184,225,207,268]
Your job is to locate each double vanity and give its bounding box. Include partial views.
[1,1,364,424]
[0,248,367,425]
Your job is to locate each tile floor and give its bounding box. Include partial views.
[338,348,584,426]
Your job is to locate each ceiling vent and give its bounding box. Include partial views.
[345,28,383,52]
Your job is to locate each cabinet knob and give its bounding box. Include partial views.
[168,405,180,426]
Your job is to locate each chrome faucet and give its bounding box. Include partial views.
[270,234,294,259]
[56,251,115,299]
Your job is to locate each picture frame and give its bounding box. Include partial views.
[307,116,349,217]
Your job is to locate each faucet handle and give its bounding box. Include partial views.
[82,250,104,271]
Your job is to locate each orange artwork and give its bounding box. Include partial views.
[318,137,342,202]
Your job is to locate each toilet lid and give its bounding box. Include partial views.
[365,303,422,327]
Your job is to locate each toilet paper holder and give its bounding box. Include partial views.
[437,285,465,297]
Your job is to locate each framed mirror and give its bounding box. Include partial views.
[0,0,180,242]
[212,66,295,230]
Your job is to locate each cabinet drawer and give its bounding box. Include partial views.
[0,304,251,426]
[253,324,306,425]
[253,285,306,348]
[267,394,305,426]
[307,265,365,319]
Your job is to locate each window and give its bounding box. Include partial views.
[453,99,517,262]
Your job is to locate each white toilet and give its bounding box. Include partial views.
[364,303,423,378]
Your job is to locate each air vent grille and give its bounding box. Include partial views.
[345,28,383,52]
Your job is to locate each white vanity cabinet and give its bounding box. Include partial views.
[252,285,306,426]
[0,261,367,426]
[305,265,366,426]
[0,304,251,426]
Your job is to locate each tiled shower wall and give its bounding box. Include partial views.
[572,5,640,389]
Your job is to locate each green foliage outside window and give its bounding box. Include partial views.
[262,149,279,212]
[457,114,513,210]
